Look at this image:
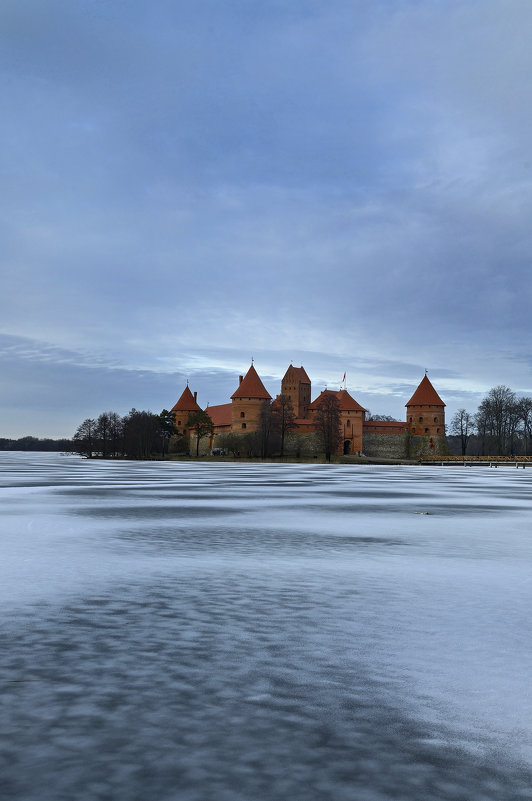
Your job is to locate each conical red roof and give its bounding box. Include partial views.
[231,365,272,400]
[405,375,445,407]
[307,389,366,412]
[171,385,202,413]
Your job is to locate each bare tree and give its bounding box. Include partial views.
[518,397,532,456]
[271,394,296,457]
[315,392,342,462]
[507,399,522,456]
[256,400,274,458]
[476,386,517,456]
[474,405,489,456]
[96,412,112,457]
[450,409,474,456]
[107,412,124,457]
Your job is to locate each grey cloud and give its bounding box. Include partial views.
[2,1,532,435]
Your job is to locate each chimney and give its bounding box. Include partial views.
[239,375,243,384]
[193,391,197,402]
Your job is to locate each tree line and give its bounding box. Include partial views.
[0,436,74,452]
[449,385,532,456]
[73,407,230,459]
[73,409,180,459]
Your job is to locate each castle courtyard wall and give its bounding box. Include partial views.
[363,433,449,459]
[363,432,410,459]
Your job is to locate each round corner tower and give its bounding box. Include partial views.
[230,365,272,433]
[405,375,446,438]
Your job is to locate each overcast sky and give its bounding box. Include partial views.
[2,0,532,437]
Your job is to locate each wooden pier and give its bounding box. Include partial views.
[421,455,532,467]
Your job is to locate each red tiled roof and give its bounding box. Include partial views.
[283,364,311,383]
[206,403,232,427]
[171,385,202,413]
[337,389,367,412]
[405,375,445,407]
[363,421,409,433]
[363,420,407,428]
[307,389,366,412]
[307,390,331,411]
[231,365,272,400]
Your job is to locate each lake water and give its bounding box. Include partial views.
[1,452,532,800]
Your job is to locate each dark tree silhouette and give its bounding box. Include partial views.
[519,397,532,456]
[96,412,112,457]
[450,409,474,456]
[73,418,97,458]
[158,409,177,457]
[107,412,124,457]
[256,400,275,458]
[271,394,296,457]
[475,386,517,456]
[123,409,160,459]
[315,392,342,462]
[187,410,214,457]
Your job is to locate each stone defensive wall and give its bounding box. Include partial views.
[363,433,449,459]
[362,432,410,459]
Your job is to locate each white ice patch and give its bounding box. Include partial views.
[1,452,532,773]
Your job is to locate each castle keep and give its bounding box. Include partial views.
[171,364,447,458]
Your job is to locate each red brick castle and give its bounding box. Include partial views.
[171,364,446,458]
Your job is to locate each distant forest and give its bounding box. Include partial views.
[0,436,74,452]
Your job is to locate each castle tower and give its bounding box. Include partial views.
[230,365,272,433]
[171,385,202,435]
[281,365,311,418]
[405,375,445,438]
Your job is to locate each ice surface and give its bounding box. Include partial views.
[1,452,532,800]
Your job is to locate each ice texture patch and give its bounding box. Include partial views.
[1,453,532,800]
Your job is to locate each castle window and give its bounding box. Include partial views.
[409,417,412,423]
[183,429,187,435]
[434,417,438,423]
[425,428,429,433]
[178,420,181,426]
[240,411,245,418]
[419,416,423,422]
[242,423,246,429]
[437,428,440,433]
[347,419,351,427]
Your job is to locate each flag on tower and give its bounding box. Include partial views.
[342,372,346,384]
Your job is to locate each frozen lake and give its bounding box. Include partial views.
[1,452,532,800]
